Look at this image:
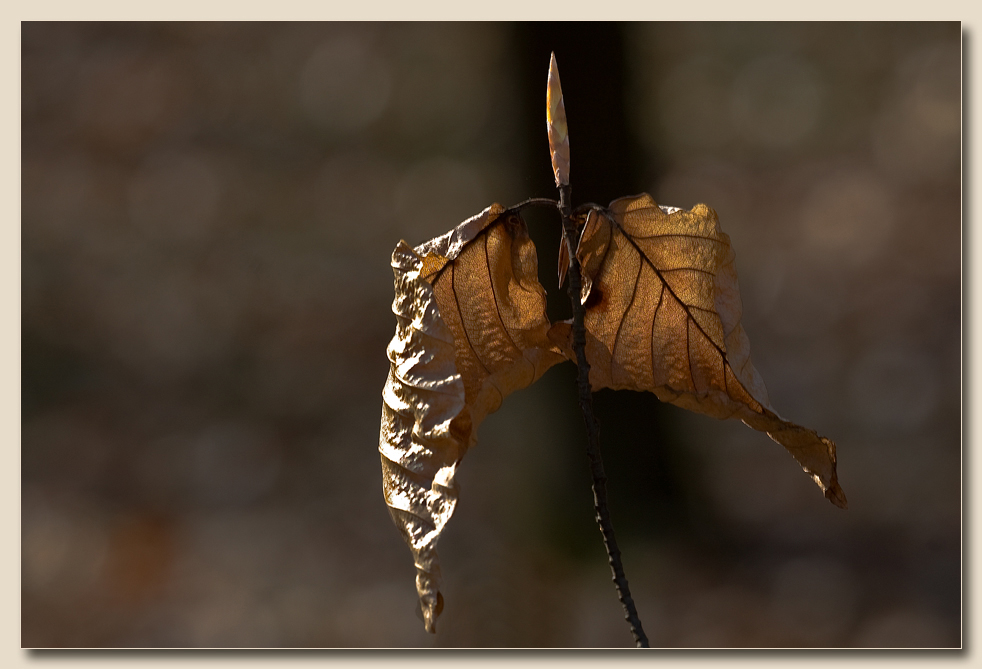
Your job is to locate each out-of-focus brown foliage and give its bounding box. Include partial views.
[381,205,563,632]
[551,194,845,508]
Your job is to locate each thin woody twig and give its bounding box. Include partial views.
[557,186,649,649]
[511,197,560,211]
[548,53,649,649]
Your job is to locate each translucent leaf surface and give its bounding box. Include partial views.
[550,194,847,508]
[380,204,564,632]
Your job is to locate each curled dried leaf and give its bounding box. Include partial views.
[380,204,564,633]
[549,194,846,508]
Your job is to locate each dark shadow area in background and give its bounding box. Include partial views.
[509,22,716,558]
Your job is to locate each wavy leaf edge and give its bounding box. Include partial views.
[380,204,564,633]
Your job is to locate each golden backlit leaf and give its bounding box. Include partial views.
[380,204,564,633]
[550,193,846,509]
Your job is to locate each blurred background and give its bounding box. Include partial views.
[21,22,961,647]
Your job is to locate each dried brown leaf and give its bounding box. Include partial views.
[380,204,564,633]
[549,194,846,509]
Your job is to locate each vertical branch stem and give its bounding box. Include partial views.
[558,185,650,649]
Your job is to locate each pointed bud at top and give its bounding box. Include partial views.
[547,52,570,187]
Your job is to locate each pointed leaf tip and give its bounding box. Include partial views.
[546,53,569,186]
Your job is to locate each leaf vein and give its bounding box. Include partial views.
[609,212,731,368]
[611,256,643,370]
[649,282,665,385]
[483,231,534,380]
[629,232,726,244]
[450,263,493,378]
[657,266,715,277]
[686,320,697,392]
